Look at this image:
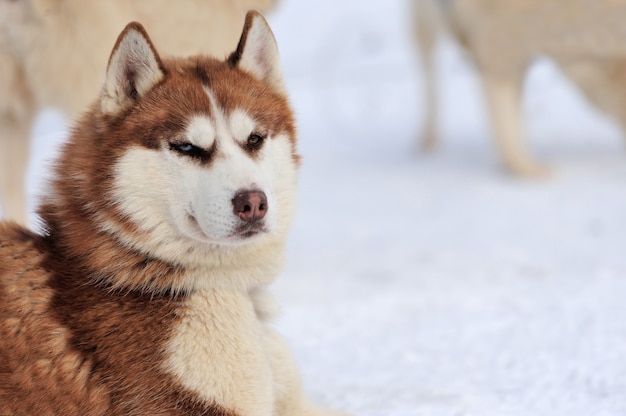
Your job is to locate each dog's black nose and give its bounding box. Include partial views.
[232,190,268,222]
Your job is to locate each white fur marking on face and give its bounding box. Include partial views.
[202,87,229,140]
[109,111,298,291]
[176,89,274,242]
[185,116,215,149]
[229,109,256,145]
[111,86,298,252]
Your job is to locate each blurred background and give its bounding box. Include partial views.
[12,0,626,415]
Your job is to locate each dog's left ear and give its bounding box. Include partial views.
[101,22,165,115]
[229,11,285,94]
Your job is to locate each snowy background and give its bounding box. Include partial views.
[20,0,626,415]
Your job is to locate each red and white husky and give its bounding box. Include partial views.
[0,11,348,416]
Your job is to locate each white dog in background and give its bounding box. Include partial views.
[414,0,626,176]
[0,0,278,225]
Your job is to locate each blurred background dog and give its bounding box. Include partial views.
[414,0,626,177]
[0,0,278,225]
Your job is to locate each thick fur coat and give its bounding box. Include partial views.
[0,11,347,416]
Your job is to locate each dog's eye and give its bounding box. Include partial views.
[173,143,195,153]
[170,142,198,154]
[248,134,264,145]
[245,133,266,152]
[169,142,212,162]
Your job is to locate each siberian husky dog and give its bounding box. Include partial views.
[0,0,278,225]
[0,12,348,416]
[414,0,626,176]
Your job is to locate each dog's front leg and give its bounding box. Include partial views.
[481,69,551,177]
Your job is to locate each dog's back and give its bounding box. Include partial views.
[442,0,626,71]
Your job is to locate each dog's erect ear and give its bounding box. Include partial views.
[100,22,165,115]
[229,11,285,93]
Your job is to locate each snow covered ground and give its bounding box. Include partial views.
[21,1,626,415]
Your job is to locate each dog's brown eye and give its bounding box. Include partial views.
[247,134,264,146]
[242,133,266,155]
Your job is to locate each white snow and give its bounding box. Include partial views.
[18,0,626,415]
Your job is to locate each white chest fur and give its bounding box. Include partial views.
[165,289,275,415]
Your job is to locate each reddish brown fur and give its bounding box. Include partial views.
[0,19,296,415]
[0,221,233,415]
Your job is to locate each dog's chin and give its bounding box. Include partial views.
[181,214,269,246]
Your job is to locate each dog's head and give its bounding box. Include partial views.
[45,12,299,291]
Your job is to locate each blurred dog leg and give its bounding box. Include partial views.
[414,0,441,151]
[481,69,550,178]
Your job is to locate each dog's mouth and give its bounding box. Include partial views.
[235,221,268,239]
[185,213,268,243]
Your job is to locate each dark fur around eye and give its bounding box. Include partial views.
[245,133,266,154]
[169,142,213,163]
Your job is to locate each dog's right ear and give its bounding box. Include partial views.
[100,22,165,116]
[229,11,285,94]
